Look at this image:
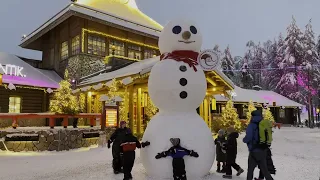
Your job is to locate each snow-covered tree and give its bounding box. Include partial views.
[276,17,306,103]
[240,41,255,89]
[221,45,235,79]
[250,42,265,87]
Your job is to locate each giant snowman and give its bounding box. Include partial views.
[141,19,215,179]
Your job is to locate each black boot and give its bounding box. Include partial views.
[222,174,232,179]
[217,164,221,173]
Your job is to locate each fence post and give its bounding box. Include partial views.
[49,118,55,129]
[12,117,18,129]
[63,117,68,128]
[90,117,96,127]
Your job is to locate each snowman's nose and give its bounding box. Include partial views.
[182,31,191,40]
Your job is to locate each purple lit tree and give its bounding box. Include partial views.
[275,17,306,103]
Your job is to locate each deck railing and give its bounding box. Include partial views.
[0,113,102,129]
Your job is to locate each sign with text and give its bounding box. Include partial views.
[0,64,26,77]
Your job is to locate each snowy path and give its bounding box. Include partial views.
[0,127,320,180]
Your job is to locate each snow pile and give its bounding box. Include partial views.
[0,127,319,180]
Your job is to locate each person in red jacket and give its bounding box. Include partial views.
[108,121,128,174]
[120,128,150,180]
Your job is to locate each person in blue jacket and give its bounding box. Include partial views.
[155,138,199,180]
[243,110,274,180]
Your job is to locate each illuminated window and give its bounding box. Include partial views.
[109,40,125,56]
[88,35,106,56]
[9,97,21,113]
[144,49,157,59]
[71,35,80,55]
[128,44,142,60]
[61,41,69,60]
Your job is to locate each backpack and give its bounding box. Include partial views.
[253,119,273,149]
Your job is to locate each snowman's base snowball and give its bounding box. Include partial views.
[141,111,215,179]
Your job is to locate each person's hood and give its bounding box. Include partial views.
[251,110,263,123]
[229,132,239,139]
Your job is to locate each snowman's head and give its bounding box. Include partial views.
[158,19,203,54]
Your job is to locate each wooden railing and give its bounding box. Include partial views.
[0,113,102,129]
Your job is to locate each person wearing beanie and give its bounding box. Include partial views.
[222,126,244,179]
[155,138,199,180]
[243,110,274,180]
[215,129,227,173]
[108,120,128,174]
[120,128,150,180]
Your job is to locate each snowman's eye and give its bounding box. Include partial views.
[172,26,182,34]
[190,26,197,34]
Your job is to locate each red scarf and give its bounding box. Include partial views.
[160,50,199,71]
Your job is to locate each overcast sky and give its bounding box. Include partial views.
[1,0,320,60]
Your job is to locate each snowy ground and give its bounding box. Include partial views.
[0,127,320,180]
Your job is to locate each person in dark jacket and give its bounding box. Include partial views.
[254,147,276,180]
[108,121,128,174]
[120,128,150,180]
[243,110,274,180]
[215,129,227,173]
[222,126,244,179]
[155,138,199,180]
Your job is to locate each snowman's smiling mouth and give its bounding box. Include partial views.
[178,40,195,44]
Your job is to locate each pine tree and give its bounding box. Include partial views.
[212,100,242,132]
[262,39,279,90]
[246,101,257,123]
[240,41,255,89]
[221,45,235,79]
[250,42,265,87]
[50,70,80,115]
[262,107,275,122]
[276,17,305,103]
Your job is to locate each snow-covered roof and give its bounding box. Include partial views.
[214,86,303,107]
[79,56,159,86]
[79,56,236,90]
[36,69,63,84]
[20,3,161,48]
[76,0,163,30]
[0,52,60,89]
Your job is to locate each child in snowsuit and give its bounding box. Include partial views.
[155,138,199,180]
[215,129,227,173]
[120,129,150,180]
[222,126,244,179]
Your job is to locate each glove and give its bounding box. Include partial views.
[189,150,199,158]
[107,140,112,149]
[155,153,162,159]
[141,141,151,148]
[155,152,167,159]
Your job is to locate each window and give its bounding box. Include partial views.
[88,35,106,56]
[144,49,157,59]
[109,40,125,56]
[9,97,21,113]
[61,41,69,60]
[71,35,80,55]
[128,44,142,60]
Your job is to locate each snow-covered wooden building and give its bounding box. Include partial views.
[19,0,162,80]
[214,86,303,124]
[0,52,61,127]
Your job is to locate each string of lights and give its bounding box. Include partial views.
[221,64,319,72]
